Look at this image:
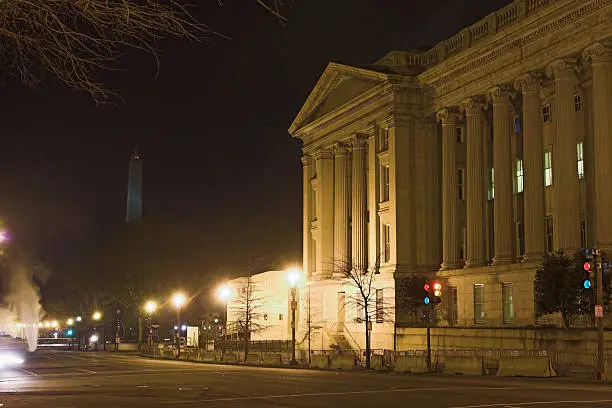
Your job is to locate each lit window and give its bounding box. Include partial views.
[448,287,458,325]
[516,221,525,258]
[474,284,485,323]
[502,283,514,323]
[545,216,554,252]
[577,142,584,179]
[542,104,551,123]
[544,151,553,187]
[375,289,384,323]
[382,224,391,263]
[488,168,495,200]
[515,159,524,193]
[381,164,390,202]
[457,168,465,200]
[456,127,464,143]
[513,115,521,133]
[574,94,583,112]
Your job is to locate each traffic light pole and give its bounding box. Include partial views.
[426,303,431,372]
[597,256,604,380]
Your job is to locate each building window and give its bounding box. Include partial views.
[580,214,587,249]
[502,283,514,323]
[382,224,391,263]
[574,94,583,112]
[381,164,390,202]
[456,127,464,143]
[457,168,465,200]
[474,284,485,323]
[542,104,551,123]
[515,159,524,193]
[488,168,495,200]
[513,115,521,133]
[448,286,458,325]
[516,221,525,258]
[380,128,389,152]
[577,142,584,179]
[279,314,283,321]
[375,289,384,323]
[545,216,554,253]
[544,151,553,187]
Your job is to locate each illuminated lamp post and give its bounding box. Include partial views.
[286,268,301,366]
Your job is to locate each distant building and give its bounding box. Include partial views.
[126,150,143,223]
[289,0,612,349]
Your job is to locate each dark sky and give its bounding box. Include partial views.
[0,0,509,282]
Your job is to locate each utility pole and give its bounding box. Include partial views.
[596,252,605,380]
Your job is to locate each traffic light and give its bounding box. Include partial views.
[432,281,442,304]
[66,329,74,337]
[423,283,430,304]
[584,260,593,289]
[423,281,443,305]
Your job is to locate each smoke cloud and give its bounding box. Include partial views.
[1,249,48,352]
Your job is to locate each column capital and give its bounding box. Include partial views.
[583,41,612,65]
[300,154,312,167]
[461,96,486,115]
[514,73,543,93]
[546,57,579,80]
[333,142,350,156]
[436,107,461,125]
[382,114,411,129]
[350,133,368,149]
[488,85,515,104]
[313,148,334,160]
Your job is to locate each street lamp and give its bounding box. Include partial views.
[76,316,82,322]
[286,268,302,366]
[144,300,157,346]
[172,293,186,356]
[67,318,74,326]
[216,284,233,339]
[92,312,101,321]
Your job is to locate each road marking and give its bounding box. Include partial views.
[75,369,97,374]
[17,369,37,376]
[449,399,612,408]
[160,386,530,404]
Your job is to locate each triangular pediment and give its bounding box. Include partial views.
[289,62,390,135]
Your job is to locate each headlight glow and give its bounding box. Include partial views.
[0,352,25,368]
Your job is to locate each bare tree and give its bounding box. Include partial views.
[334,258,394,369]
[0,0,291,101]
[228,276,267,361]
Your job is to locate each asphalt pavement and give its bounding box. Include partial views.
[1,351,612,407]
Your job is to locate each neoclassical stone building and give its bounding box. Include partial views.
[290,0,612,347]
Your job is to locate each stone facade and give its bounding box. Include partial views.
[289,0,612,347]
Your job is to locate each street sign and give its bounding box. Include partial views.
[595,304,603,318]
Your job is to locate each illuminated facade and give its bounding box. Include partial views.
[290,0,612,346]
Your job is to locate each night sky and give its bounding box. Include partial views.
[0,0,509,287]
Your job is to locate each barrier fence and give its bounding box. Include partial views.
[139,344,609,377]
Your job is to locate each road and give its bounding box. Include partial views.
[1,351,612,407]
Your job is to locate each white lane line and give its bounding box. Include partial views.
[449,399,612,408]
[75,368,97,374]
[160,386,531,404]
[17,368,37,376]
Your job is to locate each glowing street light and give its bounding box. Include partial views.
[173,293,186,308]
[216,285,232,302]
[144,300,157,315]
[44,321,51,328]
[286,268,301,288]
[67,318,74,326]
[285,268,302,366]
[51,320,58,328]
[172,293,187,356]
[38,322,43,328]
[92,312,102,321]
[76,316,82,322]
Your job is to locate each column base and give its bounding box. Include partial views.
[439,262,461,271]
[521,253,544,264]
[491,256,513,266]
[464,260,488,269]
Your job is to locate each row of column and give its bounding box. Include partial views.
[438,41,612,270]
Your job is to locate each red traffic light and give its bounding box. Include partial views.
[584,262,593,271]
[432,281,442,291]
[423,283,430,291]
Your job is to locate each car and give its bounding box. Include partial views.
[0,334,27,369]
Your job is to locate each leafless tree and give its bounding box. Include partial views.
[333,258,394,369]
[0,0,291,101]
[228,276,267,361]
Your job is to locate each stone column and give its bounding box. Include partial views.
[367,129,379,268]
[333,143,350,269]
[437,108,460,270]
[462,97,488,268]
[515,73,546,261]
[546,58,581,252]
[301,155,312,280]
[489,86,514,264]
[315,148,334,278]
[584,42,612,254]
[351,134,368,270]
